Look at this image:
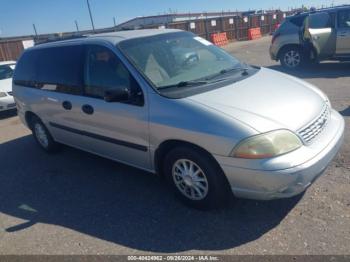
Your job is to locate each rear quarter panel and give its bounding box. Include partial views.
[272,21,301,59]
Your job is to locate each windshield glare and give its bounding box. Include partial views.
[0,64,15,80]
[118,32,241,89]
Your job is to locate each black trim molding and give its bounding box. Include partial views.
[49,122,148,152]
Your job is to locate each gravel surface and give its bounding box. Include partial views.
[0,36,349,255]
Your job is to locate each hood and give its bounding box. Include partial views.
[188,67,326,133]
[0,78,13,93]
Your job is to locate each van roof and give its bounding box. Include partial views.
[31,29,183,49]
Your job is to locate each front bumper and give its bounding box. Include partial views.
[215,110,345,200]
[0,95,16,111]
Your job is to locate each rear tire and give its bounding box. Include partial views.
[163,146,232,210]
[30,116,60,153]
[280,46,305,69]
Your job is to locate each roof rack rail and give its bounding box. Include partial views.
[35,34,87,45]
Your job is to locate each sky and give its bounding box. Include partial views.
[0,0,349,37]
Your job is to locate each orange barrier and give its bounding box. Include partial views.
[211,32,228,47]
[248,27,262,40]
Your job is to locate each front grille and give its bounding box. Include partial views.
[298,104,330,144]
[7,91,13,96]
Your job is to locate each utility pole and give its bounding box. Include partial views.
[32,24,38,36]
[86,0,95,32]
[75,20,80,32]
[113,17,117,31]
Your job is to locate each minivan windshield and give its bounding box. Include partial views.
[118,32,243,90]
[0,64,15,80]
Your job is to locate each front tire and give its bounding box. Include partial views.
[163,146,231,209]
[30,116,60,153]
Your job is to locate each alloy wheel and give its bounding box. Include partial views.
[284,50,301,68]
[172,159,209,200]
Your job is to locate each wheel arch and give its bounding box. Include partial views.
[24,111,40,130]
[154,139,223,177]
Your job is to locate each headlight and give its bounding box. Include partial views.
[232,130,302,159]
[0,92,7,98]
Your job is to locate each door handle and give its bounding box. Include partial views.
[62,101,72,110]
[82,104,94,115]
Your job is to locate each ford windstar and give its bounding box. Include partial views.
[13,29,344,209]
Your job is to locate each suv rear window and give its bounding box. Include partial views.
[14,45,84,95]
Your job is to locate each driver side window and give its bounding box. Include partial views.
[84,45,144,105]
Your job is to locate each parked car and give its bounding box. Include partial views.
[270,5,350,68]
[13,29,344,209]
[0,61,16,111]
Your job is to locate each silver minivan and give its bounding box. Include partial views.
[13,29,344,209]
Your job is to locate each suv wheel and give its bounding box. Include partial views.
[280,47,304,69]
[31,116,60,153]
[163,146,231,209]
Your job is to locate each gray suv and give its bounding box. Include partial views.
[270,6,350,68]
[13,29,344,209]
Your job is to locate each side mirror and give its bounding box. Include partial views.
[104,87,130,103]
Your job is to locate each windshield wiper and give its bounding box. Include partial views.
[206,66,249,81]
[221,67,249,75]
[158,80,208,90]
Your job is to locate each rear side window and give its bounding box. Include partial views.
[289,15,307,27]
[36,46,84,95]
[308,12,333,28]
[13,51,37,85]
[14,45,84,95]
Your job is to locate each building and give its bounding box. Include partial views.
[116,12,242,30]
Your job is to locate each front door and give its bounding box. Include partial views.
[336,9,350,55]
